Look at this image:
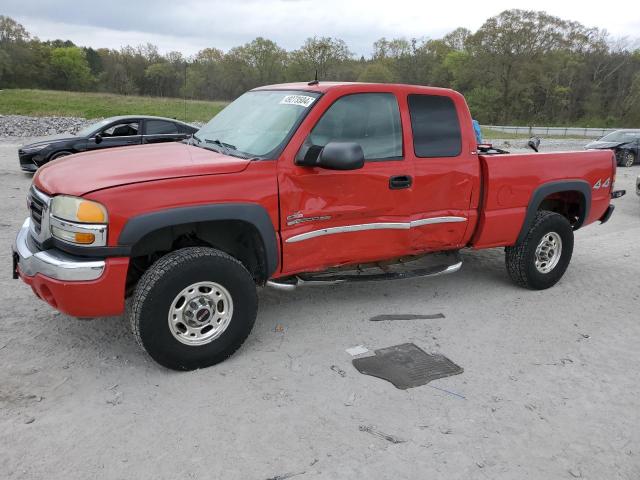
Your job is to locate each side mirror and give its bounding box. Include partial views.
[527,136,540,152]
[94,134,103,145]
[317,142,365,170]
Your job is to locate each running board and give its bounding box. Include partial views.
[266,255,462,291]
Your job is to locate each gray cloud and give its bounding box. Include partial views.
[3,0,639,56]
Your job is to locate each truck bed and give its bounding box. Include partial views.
[471,150,615,248]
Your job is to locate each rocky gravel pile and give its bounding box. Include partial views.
[0,115,96,137]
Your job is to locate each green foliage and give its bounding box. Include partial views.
[145,62,178,97]
[49,47,94,90]
[358,63,395,83]
[0,12,639,126]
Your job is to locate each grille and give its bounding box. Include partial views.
[29,188,47,234]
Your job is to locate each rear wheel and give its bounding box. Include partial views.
[622,151,636,167]
[129,247,258,370]
[505,210,574,290]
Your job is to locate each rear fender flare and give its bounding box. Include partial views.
[516,180,591,244]
[118,203,279,277]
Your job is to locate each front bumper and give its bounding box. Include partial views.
[13,218,105,281]
[13,218,129,317]
[18,151,42,172]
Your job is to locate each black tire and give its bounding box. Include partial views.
[622,151,636,167]
[505,210,574,290]
[129,247,258,370]
[49,150,73,161]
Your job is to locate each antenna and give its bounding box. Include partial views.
[308,70,319,86]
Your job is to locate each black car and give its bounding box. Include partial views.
[585,130,640,167]
[18,115,198,172]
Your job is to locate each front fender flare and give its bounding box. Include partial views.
[118,203,279,277]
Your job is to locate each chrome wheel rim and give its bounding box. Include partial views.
[625,152,635,167]
[168,281,233,346]
[534,232,562,274]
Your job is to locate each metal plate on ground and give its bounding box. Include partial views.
[352,343,463,390]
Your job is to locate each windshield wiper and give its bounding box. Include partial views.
[204,139,237,155]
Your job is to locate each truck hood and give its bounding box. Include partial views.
[34,142,251,196]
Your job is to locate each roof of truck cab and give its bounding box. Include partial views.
[252,82,457,95]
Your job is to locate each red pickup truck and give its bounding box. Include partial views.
[13,82,622,370]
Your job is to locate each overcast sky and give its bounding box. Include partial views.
[3,0,639,56]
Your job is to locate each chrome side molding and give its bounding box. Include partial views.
[285,216,467,243]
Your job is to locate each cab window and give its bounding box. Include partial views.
[299,93,403,161]
[408,94,461,158]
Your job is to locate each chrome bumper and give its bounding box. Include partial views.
[12,218,105,281]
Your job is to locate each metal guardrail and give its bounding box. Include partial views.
[484,125,617,138]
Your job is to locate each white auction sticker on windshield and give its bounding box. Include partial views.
[280,95,316,108]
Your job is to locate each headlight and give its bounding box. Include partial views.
[21,144,50,153]
[50,196,108,246]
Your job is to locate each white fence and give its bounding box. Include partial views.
[484,125,616,138]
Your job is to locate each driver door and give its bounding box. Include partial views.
[278,91,415,276]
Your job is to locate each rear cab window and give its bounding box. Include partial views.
[298,92,403,162]
[408,94,461,158]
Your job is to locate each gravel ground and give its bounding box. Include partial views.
[0,137,638,480]
[0,115,95,137]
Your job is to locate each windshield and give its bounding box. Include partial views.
[195,90,320,158]
[598,131,640,143]
[77,119,112,137]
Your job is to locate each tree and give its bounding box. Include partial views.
[0,15,29,43]
[184,48,225,100]
[49,47,94,90]
[288,37,352,80]
[242,37,287,84]
[443,28,471,51]
[145,62,178,97]
[358,62,395,83]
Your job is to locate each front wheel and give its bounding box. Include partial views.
[129,247,258,370]
[49,150,73,161]
[505,211,574,290]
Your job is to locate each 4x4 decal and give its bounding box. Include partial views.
[593,177,610,190]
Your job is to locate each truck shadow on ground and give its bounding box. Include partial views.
[27,248,512,371]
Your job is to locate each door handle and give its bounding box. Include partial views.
[389,175,412,190]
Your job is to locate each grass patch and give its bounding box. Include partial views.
[0,89,228,123]
[482,128,530,140]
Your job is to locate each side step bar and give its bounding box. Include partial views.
[266,257,462,291]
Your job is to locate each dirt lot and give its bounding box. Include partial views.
[1,137,638,480]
